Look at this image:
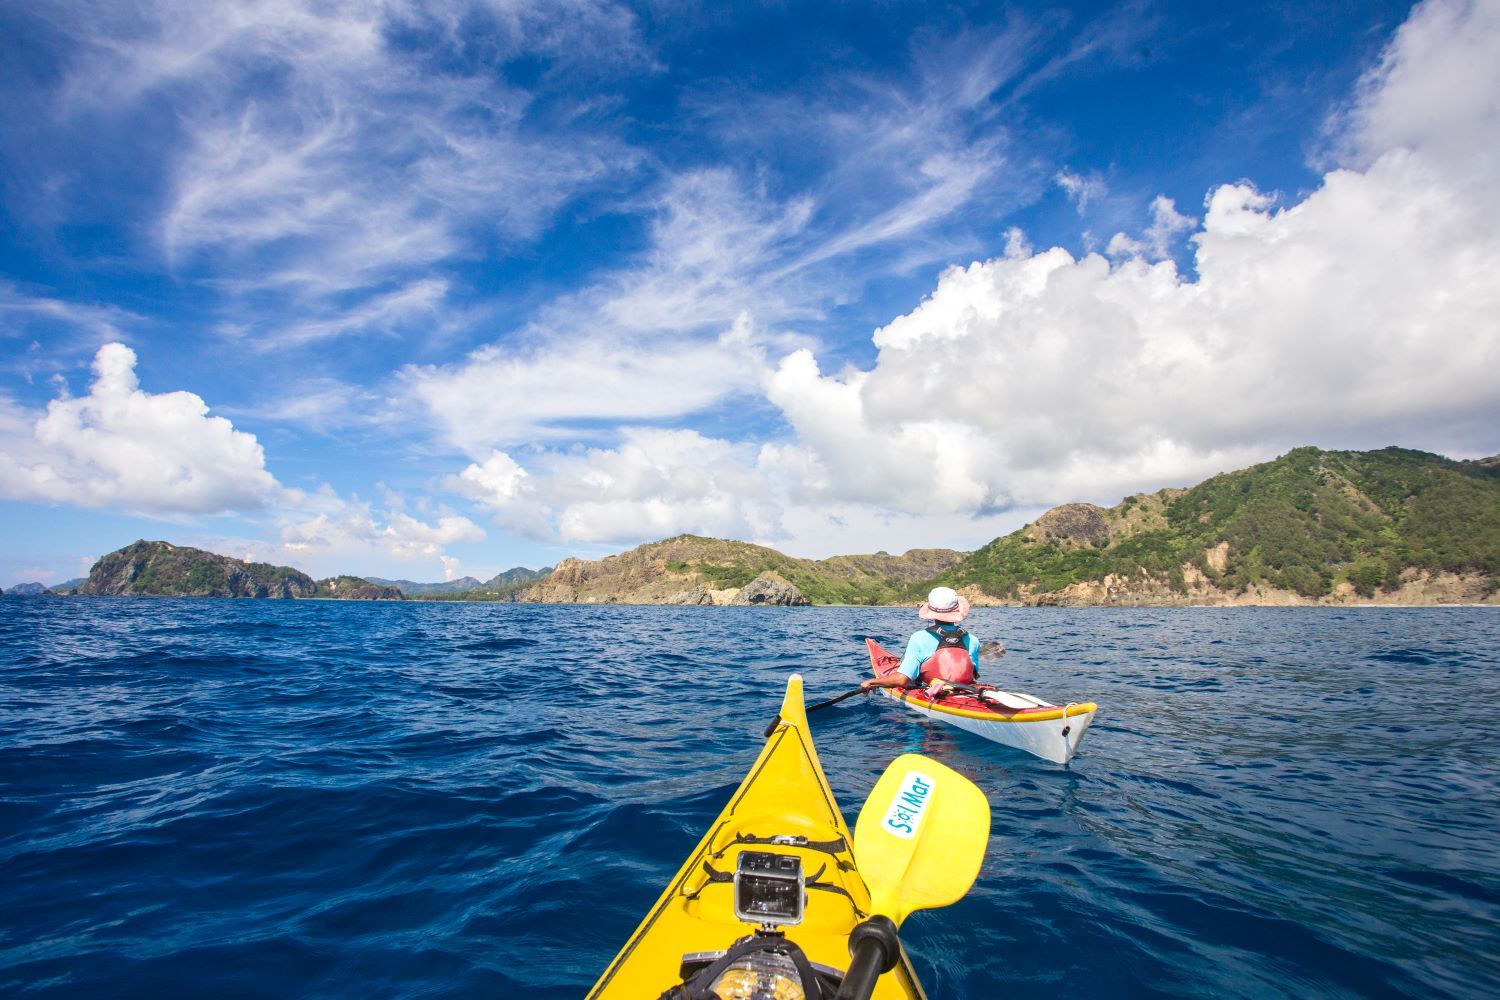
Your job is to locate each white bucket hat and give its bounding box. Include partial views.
[918,586,970,623]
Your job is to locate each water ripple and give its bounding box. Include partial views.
[1,601,1498,997]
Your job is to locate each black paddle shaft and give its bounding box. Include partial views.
[806,687,868,713]
[765,687,868,738]
[835,916,901,1000]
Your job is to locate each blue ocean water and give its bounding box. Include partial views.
[2,600,1498,999]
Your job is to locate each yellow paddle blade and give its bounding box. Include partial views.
[853,753,991,925]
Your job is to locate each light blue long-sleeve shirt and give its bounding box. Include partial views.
[897,625,981,681]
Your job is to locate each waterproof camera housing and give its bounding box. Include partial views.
[733,851,804,926]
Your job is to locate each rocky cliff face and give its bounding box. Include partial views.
[985,562,1500,608]
[76,541,318,598]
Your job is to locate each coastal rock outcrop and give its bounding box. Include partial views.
[666,586,716,605]
[1027,503,1110,547]
[76,541,317,598]
[730,572,810,606]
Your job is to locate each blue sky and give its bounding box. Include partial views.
[3,0,1497,587]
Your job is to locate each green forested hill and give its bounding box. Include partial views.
[75,541,403,599]
[76,541,320,598]
[943,447,1500,601]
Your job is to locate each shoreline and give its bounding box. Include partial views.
[24,593,1499,609]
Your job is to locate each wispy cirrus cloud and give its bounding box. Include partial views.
[406,24,1057,461]
[10,0,649,346]
[0,284,134,347]
[407,318,771,456]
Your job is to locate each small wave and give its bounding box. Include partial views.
[2,602,1498,998]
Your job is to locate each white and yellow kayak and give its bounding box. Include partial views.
[867,638,1098,765]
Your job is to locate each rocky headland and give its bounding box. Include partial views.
[73,541,404,600]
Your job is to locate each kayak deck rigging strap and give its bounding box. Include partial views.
[702,822,855,870]
[713,832,853,869]
[681,859,867,918]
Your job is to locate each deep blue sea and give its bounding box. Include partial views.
[2,600,1498,999]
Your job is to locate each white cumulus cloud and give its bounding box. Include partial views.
[1105,195,1197,261]
[0,343,279,514]
[760,0,1500,513]
[448,428,782,544]
[273,490,486,572]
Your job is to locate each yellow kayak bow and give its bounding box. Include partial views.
[587,675,920,998]
[587,674,990,1000]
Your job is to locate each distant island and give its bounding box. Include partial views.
[39,446,1500,607]
[363,567,553,599]
[4,582,58,597]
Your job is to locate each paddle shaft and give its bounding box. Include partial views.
[805,687,867,713]
[835,917,900,1000]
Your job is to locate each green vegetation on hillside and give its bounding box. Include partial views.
[942,447,1500,600]
[530,535,967,605]
[314,576,404,600]
[77,541,318,598]
[669,542,964,605]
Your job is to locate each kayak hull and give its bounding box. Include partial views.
[867,638,1097,765]
[586,673,926,999]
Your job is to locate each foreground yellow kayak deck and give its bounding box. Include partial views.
[586,674,926,998]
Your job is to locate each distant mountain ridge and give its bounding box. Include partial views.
[365,567,551,597]
[365,575,483,595]
[5,582,55,597]
[48,446,1500,607]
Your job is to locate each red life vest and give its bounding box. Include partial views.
[917,625,976,684]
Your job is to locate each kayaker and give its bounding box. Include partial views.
[861,586,981,692]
